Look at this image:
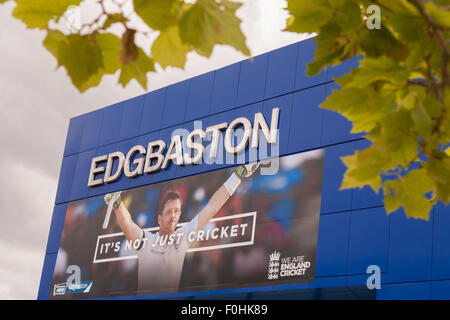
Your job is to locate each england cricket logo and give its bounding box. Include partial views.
[267,251,280,280]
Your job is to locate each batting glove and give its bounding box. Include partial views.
[104,191,122,210]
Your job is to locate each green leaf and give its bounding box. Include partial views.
[119,48,155,89]
[13,0,81,29]
[383,169,435,220]
[286,0,362,73]
[370,109,418,167]
[321,86,394,133]
[424,154,450,205]
[401,91,417,110]
[359,25,409,62]
[411,103,432,137]
[425,2,450,28]
[152,26,191,69]
[44,31,121,92]
[42,29,66,58]
[390,10,428,43]
[77,33,122,92]
[306,23,345,76]
[340,146,384,193]
[133,0,181,31]
[43,30,104,92]
[345,56,409,88]
[96,33,122,74]
[332,1,362,32]
[284,0,335,33]
[179,0,250,57]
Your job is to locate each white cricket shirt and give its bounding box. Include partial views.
[136,215,198,292]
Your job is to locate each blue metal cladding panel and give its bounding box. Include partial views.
[347,207,390,274]
[432,201,450,280]
[236,54,268,107]
[432,280,450,300]
[161,80,189,128]
[327,56,361,79]
[264,286,369,300]
[45,204,68,254]
[131,276,349,300]
[119,94,145,140]
[210,63,240,113]
[295,37,328,90]
[321,82,363,146]
[351,139,384,210]
[288,83,326,153]
[98,101,124,146]
[308,276,347,289]
[345,274,372,287]
[384,209,433,283]
[376,282,431,300]
[63,115,84,157]
[69,149,97,201]
[262,94,293,156]
[315,212,351,277]
[264,42,299,98]
[55,153,78,204]
[320,142,355,214]
[37,253,58,300]
[139,88,166,134]
[185,72,214,122]
[79,109,104,152]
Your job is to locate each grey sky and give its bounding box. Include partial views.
[0,0,309,299]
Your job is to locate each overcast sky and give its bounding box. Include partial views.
[0,0,309,299]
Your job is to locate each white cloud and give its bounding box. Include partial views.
[0,239,45,300]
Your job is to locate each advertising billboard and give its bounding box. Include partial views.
[49,149,325,299]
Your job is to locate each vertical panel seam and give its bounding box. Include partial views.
[182,80,192,122]
[208,71,217,116]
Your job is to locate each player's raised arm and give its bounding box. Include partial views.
[104,192,142,242]
[196,162,261,231]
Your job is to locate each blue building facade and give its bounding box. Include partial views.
[38,37,450,300]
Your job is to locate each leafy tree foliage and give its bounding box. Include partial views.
[286,0,449,219]
[1,0,449,219]
[4,0,249,91]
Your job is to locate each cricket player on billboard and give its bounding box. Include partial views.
[104,162,264,293]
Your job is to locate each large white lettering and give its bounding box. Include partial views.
[87,108,280,187]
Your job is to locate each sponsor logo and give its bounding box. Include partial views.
[53,281,93,296]
[267,251,311,280]
[267,251,280,280]
[53,283,67,296]
[67,280,94,294]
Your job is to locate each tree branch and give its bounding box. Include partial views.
[408,0,449,87]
